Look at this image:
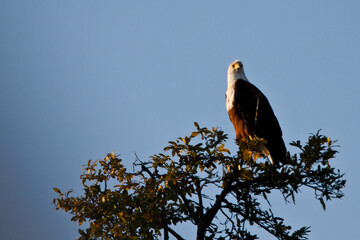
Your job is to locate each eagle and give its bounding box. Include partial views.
[226,60,287,166]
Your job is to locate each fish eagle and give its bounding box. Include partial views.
[226,60,287,166]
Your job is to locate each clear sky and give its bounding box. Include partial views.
[0,1,359,239]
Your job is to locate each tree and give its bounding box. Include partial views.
[53,122,345,240]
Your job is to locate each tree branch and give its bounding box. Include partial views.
[196,180,233,240]
[223,198,277,238]
[166,226,185,240]
[195,178,204,221]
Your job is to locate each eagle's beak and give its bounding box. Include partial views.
[233,63,240,70]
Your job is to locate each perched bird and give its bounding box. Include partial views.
[226,60,287,166]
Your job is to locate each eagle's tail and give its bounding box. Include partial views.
[265,137,287,166]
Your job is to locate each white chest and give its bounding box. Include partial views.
[226,85,235,111]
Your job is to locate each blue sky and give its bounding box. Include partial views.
[0,1,359,239]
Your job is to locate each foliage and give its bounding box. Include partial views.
[53,123,345,240]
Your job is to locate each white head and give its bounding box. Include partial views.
[227,60,248,85]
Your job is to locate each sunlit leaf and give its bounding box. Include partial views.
[191,132,199,137]
[53,188,61,194]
